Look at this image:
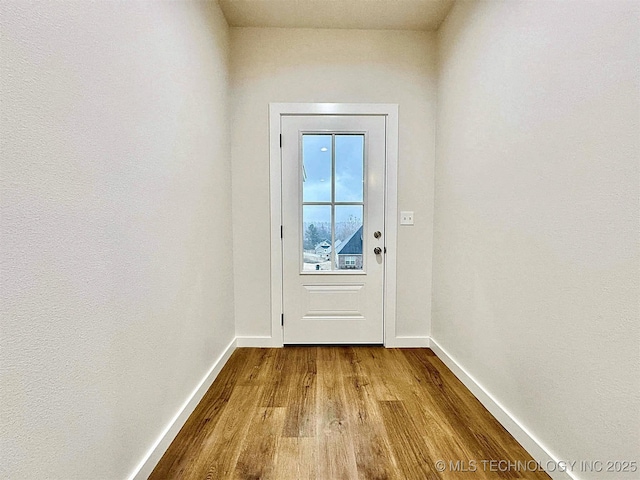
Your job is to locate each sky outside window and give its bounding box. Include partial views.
[302,134,364,224]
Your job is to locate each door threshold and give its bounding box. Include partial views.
[283,343,384,347]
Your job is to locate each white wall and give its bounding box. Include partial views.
[230,27,436,342]
[434,1,639,477]
[0,2,234,479]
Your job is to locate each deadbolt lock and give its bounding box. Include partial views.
[373,231,381,239]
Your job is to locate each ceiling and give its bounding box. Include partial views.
[218,0,455,31]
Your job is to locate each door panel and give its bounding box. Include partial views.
[304,284,364,318]
[281,115,386,344]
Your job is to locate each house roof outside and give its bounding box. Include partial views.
[337,226,363,255]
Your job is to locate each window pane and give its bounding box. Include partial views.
[335,135,364,202]
[303,205,332,271]
[335,205,363,270]
[302,135,332,202]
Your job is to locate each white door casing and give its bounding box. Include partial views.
[264,103,399,348]
[281,115,385,344]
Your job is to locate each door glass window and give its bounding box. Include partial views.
[301,134,365,272]
[335,205,363,270]
[335,135,364,202]
[302,135,332,202]
[302,205,331,271]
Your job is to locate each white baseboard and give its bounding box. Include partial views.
[236,335,283,347]
[237,335,430,348]
[128,337,237,480]
[386,335,431,348]
[429,337,576,480]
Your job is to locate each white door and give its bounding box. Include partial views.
[281,115,386,344]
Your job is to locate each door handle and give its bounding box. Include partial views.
[374,247,382,255]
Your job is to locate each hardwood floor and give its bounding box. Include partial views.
[149,347,550,480]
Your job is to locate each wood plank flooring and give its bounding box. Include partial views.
[149,347,550,480]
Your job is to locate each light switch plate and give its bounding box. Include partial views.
[400,211,414,225]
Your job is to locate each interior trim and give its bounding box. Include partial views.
[269,103,400,347]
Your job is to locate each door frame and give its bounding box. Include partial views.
[269,103,399,347]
